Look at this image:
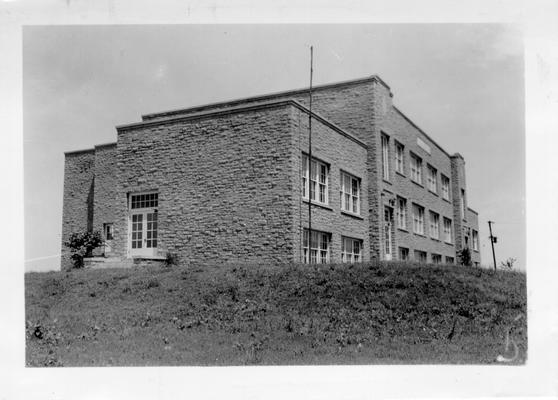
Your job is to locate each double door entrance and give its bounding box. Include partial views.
[129,192,159,258]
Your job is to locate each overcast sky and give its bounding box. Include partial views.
[23,24,524,271]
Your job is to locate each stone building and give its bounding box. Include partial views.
[61,75,481,270]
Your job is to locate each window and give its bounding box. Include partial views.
[410,153,422,184]
[445,256,455,264]
[432,254,442,264]
[381,134,390,180]
[414,250,427,263]
[429,211,440,239]
[341,237,363,263]
[412,203,425,235]
[427,165,437,193]
[460,189,466,220]
[302,155,329,205]
[472,230,479,251]
[340,171,360,214]
[443,217,453,243]
[303,229,330,264]
[131,192,158,209]
[441,175,450,200]
[399,247,409,261]
[396,197,407,230]
[395,141,404,174]
[103,223,114,240]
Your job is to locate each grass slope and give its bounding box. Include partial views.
[25,262,527,366]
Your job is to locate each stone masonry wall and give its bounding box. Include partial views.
[113,103,300,265]
[466,208,481,265]
[378,99,459,263]
[61,150,95,271]
[289,106,369,262]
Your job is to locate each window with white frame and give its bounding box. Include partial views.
[341,237,363,263]
[410,153,422,184]
[302,154,329,205]
[429,211,440,239]
[103,223,114,240]
[396,197,407,230]
[441,175,450,200]
[412,203,425,235]
[432,254,442,264]
[414,250,427,263]
[395,141,404,174]
[381,134,390,180]
[340,171,360,214]
[399,247,409,261]
[443,217,453,243]
[472,230,479,251]
[303,229,330,264]
[427,165,437,193]
[131,192,158,209]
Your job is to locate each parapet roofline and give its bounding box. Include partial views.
[116,98,367,149]
[141,74,392,121]
[64,142,117,155]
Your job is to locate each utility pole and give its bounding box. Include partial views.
[307,46,313,263]
[488,220,497,271]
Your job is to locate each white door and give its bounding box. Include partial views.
[384,206,392,261]
[130,210,158,257]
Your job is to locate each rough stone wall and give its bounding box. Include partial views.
[289,107,369,262]
[113,104,299,265]
[91,144,118,256]
[378,100,459,263]
[61,150,95,271]
[450,154,468,253]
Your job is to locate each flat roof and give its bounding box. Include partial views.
[141,75,391,121]
[117,98,367,148]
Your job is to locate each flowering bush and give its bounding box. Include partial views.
[64,231,104,269]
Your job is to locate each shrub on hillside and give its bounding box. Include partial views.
[458,247,472,266]
[64,231,104,269]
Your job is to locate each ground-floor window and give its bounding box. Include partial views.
[445,256,455,264]
[303,229,330,264]
[341,236,362,263]
[431,253,442,264]
[399,247,409,261]
[103,223,114,240]
[414,250,427,263]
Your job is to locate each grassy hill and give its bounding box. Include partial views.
[25,261,527,366]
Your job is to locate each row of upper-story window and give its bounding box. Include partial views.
[394,196,479,250]
[381,133,454,202]
[301,154,362,215]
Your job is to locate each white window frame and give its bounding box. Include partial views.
[302,154,329,205]
[341,236,363,263]
[429,211,440,239]
[443,217,453,243]
[396,197,407,230]
[340,171,360,215]
[381,134,390,181]
[412,203,425,235]
[427,165,437,193]
[395,141,404,174]
[472,230,479,251]
[103,223,114,240]
[410,153,422,184]
[441,175,450,200]
[303,229,330,264]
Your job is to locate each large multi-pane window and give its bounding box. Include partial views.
[472,230,479,251]
[381,134,390,180]
[441,175,450,200]
[341,237,363,263]
[302,155,329,205]
[432,254,442,264]
[399,247,409,261]
[429,211,440,239]
[412,203,425,235]
[443,217,453,243]
[410,153,422,184]
[340,171,360,214]
[303,229,330,264]
[414,250,427,263]
[427,165,437,193]
[396,197,407,230]
[445,256,455,264]
[131,193,158,209]
[395,141,405,174]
